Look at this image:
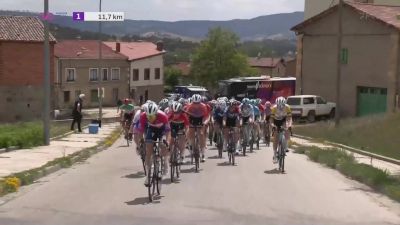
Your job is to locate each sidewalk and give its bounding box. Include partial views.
[0,123,120,178]
[291,137,400,176]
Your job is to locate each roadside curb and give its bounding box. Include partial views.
[292,134,400,166]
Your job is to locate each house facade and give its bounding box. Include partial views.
[0,16,56,122]
[104,42,166,105]
[304,0,400,19]
[292,2,400,117]
[248,57,287,77]
[54,40,130,109]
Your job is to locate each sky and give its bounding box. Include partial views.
[1,0,305,21]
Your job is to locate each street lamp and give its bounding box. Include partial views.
[98,0,103,123]
[43,0,50,145]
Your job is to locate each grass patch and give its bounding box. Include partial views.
[298,145,400,203]
[0,120,90,149]
[294,113,400,160]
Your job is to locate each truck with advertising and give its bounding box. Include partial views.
[217,76,296,103]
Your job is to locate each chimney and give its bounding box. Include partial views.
[116,42,121,52]
[156,41,164,51]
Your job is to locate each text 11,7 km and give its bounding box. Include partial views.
[73,12,124,21]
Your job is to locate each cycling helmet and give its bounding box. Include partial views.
[141,103,148,112]
[159,98,169,107]
[192,94,202,103]
[276,97,286,110]
[146,100,155,104]
[145,103,158,116]
[265,101,272,107]
[178,98,187,105]
[201,96,208,103]
[218,100,227,109]
[255,98,262,105]
[242,98,250,105]
[124,98,130,104]
[188,97,193,104]
[171,101,183,113]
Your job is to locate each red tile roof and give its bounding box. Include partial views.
[0,16,56,42]
[248,57,283,68]
[104,42,165,61]
[55,40,127,59]
[172,62,191,76]
[292,2,400,32]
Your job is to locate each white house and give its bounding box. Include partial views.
[104,41,166,104]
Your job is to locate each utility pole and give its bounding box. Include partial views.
[335,0,344,127]
[43,0,50,145]
[98,0,103,122]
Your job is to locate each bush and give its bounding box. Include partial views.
[0,122,44,149]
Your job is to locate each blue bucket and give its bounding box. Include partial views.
[88,124,99,134]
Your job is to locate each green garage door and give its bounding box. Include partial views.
[357,87,387,117]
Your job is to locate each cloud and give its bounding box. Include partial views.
[0,0,304,21]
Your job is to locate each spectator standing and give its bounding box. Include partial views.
[71,94,85,132]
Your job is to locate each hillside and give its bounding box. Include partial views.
[0,10,304,41]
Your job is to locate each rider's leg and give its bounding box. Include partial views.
[178,134,186,162]
[200,127,206,161]
[160,139,169,175]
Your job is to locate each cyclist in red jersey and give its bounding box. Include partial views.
[138,103,170,186]
[168,102,189,163]
[186,94,210,162]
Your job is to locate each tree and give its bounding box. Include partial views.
[165,67,181,88]
[191,27,256,88]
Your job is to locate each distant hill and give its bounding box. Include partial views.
[0,10,304,41]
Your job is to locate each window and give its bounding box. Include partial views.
[63,91,70,103]
[145,90,149,101]
[75,90,81,99]
[66,68,75,82]
[144,68,150,80]
[111,68,120,80]
[303,97,315,105]
[341,48,349,64]
[287,97,301,106]
[132,69,139,81]
[317,97,326,104]
[112,88,119,102]
[155,68,161,79]
[91,89,98,102]
[89,68,98,81]
[102,68,108,81]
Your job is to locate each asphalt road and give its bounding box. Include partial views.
[0,137,400,225]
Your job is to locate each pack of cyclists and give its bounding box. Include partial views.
[121,94,292,186]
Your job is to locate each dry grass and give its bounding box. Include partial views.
[294,113,400,160]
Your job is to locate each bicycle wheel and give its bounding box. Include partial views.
[279,146,285,173]
[156,157,162,195]
[147,164,153,202]
[170,151,175,183]
[176,150,181,179]
[194,135,200,172]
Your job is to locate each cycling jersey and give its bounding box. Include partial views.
[213,107,225,126]
[240,104,254,118]
[253,105,260,117]
[258,104,265,114]
[119,104,135,113]
[138,110,170,134]
[224,106,240,127]
[186,103,209,118]
[168,112,189,137]
[271,104,292,121]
